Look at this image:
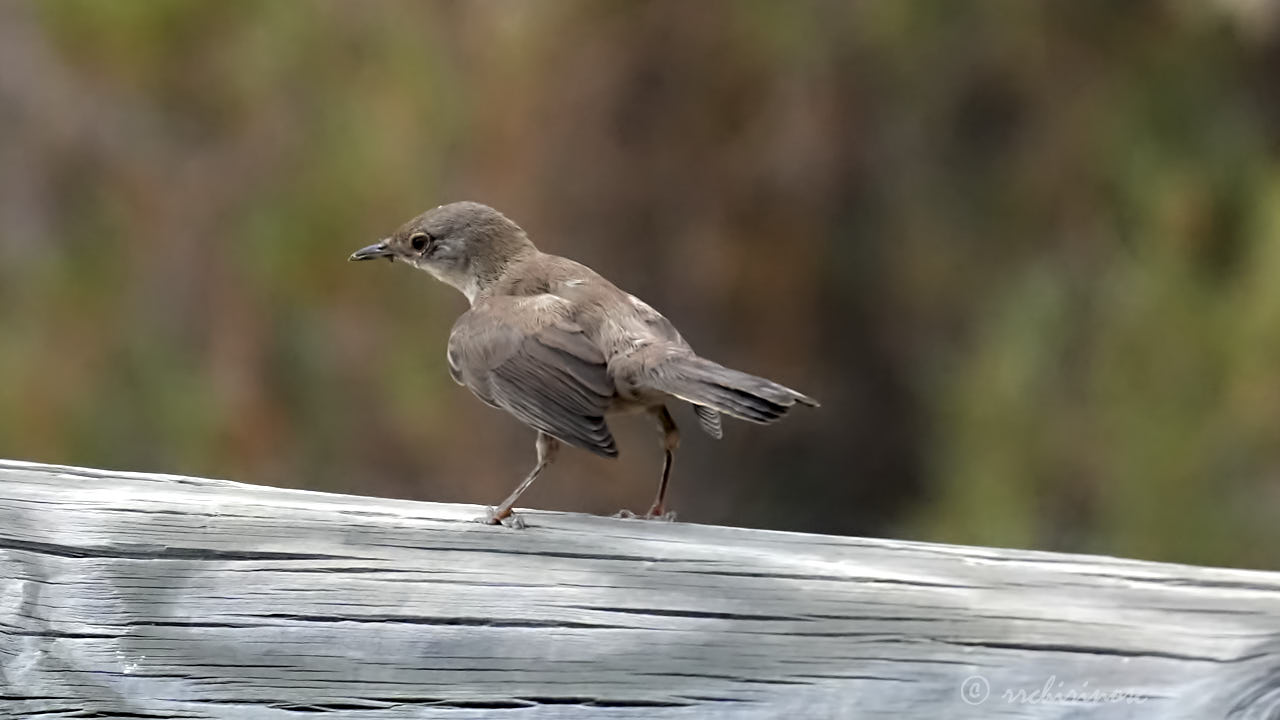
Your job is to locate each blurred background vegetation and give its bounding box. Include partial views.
[2,0,1278,569]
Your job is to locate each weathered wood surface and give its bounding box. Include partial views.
[1,459,1279,719]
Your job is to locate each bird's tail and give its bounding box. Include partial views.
[644,354,818,427]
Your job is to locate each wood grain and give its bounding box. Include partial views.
[1,459,1278,719]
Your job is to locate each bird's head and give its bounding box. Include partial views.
[349,201,535,302]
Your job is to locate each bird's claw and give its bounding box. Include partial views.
[612,508,677,522]
[478,507,527,529]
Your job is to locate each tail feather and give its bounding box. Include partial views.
[693,404,723,439]
[647,355,818,426]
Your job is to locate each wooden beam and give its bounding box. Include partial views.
[1,459,1278,719]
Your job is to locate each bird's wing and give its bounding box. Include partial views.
[447,297,618,457]
[622,291,688,347]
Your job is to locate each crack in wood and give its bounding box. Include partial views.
[563,604,811,622]
[0,537,355,562]
[938,638,1256,663]
[232,612,631,630]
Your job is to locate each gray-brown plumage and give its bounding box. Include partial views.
[350,202,817,525]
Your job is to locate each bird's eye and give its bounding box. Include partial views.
[410,233,431,252]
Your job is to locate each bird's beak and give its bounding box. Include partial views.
[349,240,394,262]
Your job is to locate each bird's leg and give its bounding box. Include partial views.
[614,406,681,521]
[645,406,680,521]
[484,432,559,528]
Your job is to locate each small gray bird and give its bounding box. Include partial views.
[350,202,817,526]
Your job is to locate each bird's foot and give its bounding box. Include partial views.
[611,508,677,522]
[478,507,527,529]
[643,502,677,521]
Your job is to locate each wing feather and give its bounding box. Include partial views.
[448,300,618,457]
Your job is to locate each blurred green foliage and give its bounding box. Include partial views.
[1,0,1277,568]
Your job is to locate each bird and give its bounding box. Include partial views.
[350,202,817,526]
